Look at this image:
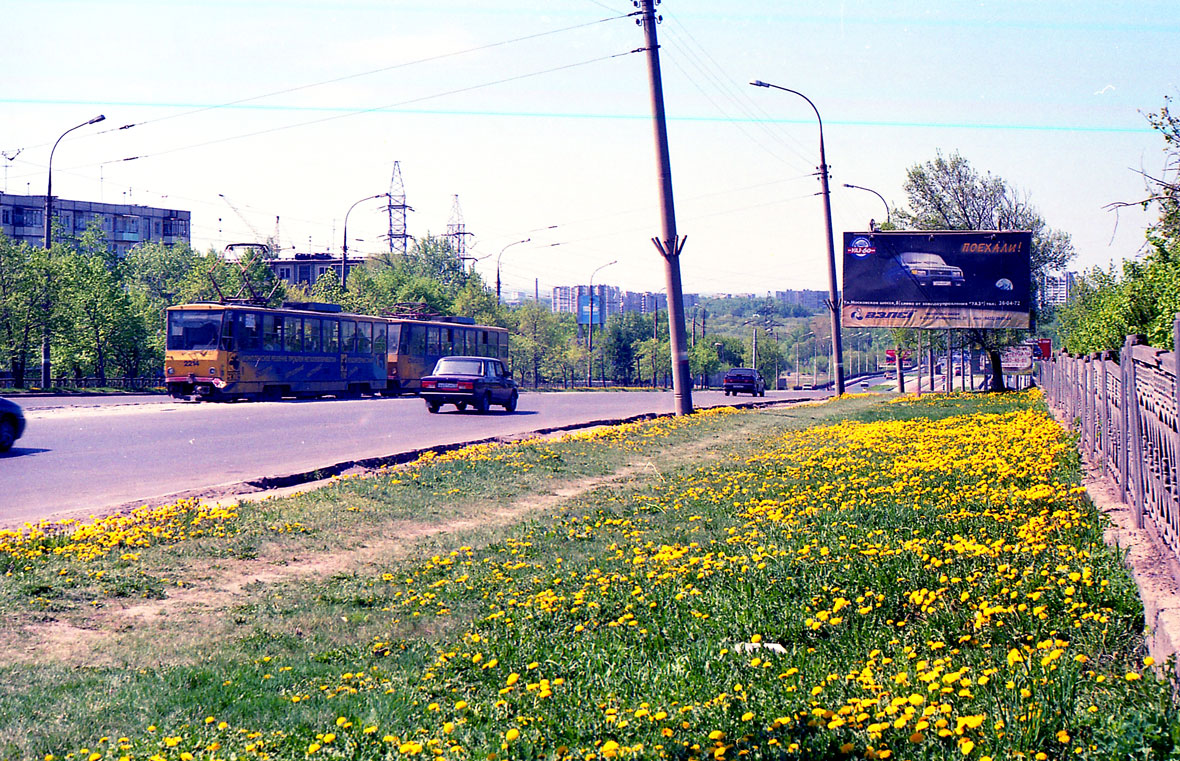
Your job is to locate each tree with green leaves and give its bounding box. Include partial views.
[508,301,572,387]
[1059,99,1180,354]
[896,151,1074,390]
[0,235,46,387]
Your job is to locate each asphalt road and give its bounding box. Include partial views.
[2,389,828,526]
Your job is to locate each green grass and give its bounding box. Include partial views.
[0,391,1174,760]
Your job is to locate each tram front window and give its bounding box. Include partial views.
[168,310,223,351]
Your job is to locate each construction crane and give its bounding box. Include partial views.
[218,193,264,243]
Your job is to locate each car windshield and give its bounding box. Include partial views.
[900,252,946,266]
[433,358,483,375]
[727,370,754,379]
[167,310,223,351]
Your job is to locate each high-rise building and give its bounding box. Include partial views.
[551,284,622,324]
[0,192,190,258]
[1041,271,1077,306]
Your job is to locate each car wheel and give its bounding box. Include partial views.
[456,401,468,412]
[425,400,440,414]
[0,417,15,453]
[504,391,518,413]
[474,392,490,413]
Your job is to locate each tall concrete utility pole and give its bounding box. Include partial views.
[638,0,692,415]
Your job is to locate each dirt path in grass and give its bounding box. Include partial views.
[2,404,813,668]
[4,465,641,667]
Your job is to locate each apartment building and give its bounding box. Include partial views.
[0,193,190,258]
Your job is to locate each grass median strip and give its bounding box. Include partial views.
[1,390,1175,760]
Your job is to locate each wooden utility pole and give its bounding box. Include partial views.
[639,0,692,415]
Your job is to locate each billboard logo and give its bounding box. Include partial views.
[852,310,914,320]
[847,236,875,258]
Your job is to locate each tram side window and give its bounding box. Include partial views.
[479,330,490,357]
[262,315,281,351]
[387,324,401,354]
[424,326,438,355]
[496,331,508,358]
[406,324,425,355]
[341,321,356,353]
[374,324,387,354]
[238,312,262,350]
[284,317,302,353]
[324,320,339,353]
[357,322,372,354]
[305,318,322,353]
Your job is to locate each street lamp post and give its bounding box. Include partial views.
[495,238,531,305]
[843,183,891,229]
[42,114,105,388]
[794,331,812,389]
[586,260,616,387]
[342,193,388,289]
[750,80,844,395]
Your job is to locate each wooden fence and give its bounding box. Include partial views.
[1038,318,1180,560]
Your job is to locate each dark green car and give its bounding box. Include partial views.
[419,356,519,413]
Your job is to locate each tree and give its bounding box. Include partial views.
[896,151,1075,390]
[601,311,651,386]
[122,241,201,370]
[57,222,145,383]
[508,302,571,387]
[1059,99,1180,354]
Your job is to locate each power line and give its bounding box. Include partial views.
[86,50,642,169]
[5,12,639,156]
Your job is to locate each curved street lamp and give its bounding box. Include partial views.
[586,259,617,387]
[342,193,388,289]
[42,114,106,388]
[750,80,845,396]
[495,238,530,305]
[843,183,890,229]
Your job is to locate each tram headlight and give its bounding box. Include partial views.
[166,366,175,375]
[209,367,218,376]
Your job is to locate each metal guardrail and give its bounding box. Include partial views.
[1039,318,1180,560]
[39,376,164,390]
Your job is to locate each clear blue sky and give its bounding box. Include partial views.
[3,0,1175,297]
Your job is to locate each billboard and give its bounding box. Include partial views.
[842,231,1032,329]
[577,294,606,326]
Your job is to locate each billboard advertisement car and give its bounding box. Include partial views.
[842,231,1032,329]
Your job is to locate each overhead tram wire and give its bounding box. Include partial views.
[5,12,639,156]
[70,49,644,172]
[660,12,819,167]
[659,30,814,173]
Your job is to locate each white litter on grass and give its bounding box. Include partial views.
[734,641,787,655]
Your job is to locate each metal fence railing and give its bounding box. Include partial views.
[46,376,164,391]
[1039,318,1180,560]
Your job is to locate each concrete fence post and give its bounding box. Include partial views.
[1085,354,1096,459]
[1118,344,1129,504]
[1099,351,1110,477]
[1125,334,1146,529]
